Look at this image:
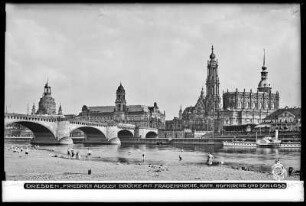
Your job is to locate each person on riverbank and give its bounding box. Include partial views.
[142,153,145,163]
[207,152,214,165]
[179,154,182,161]
[67,148,71,159]
[71,149,75,158]
[87,147,92,158]
[76,151,81,160]
[25,148,29,157]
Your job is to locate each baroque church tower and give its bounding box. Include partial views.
[257,49,272,93]
[205,45,221,115]
[114,83,127,122]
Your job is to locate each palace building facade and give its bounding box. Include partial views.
[79,83,166,129]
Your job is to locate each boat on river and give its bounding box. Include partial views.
[223,130,300,148]
[222,141,256,147]
[279,143,301,148]
[256,130,281,148]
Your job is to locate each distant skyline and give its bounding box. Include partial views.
[5,3,301,120]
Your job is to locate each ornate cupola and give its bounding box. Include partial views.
[43,81,52,96]
[36,81,56,115]
[257,49,272,93]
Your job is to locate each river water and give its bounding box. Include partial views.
[5,141,301,173]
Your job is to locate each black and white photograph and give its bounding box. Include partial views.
[3,2,304,202]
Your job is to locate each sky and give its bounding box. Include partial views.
[5,3,301,120]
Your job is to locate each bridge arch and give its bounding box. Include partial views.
[5,121,56,142]
[71,126,108,144]
[145,131,158,138]
[118,130,134,139]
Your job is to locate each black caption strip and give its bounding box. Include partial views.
[24,183,287,189]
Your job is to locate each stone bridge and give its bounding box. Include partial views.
[4,113,158,145]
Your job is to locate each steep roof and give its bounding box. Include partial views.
[127,105,149,112]
[264,107,301,120]
[88,106,115,113]
[87,105,149,113]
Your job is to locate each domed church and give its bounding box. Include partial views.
[220,49,279,130]
[36,82,57,115]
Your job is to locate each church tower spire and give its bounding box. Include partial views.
[257,49,272,93]
[179,105,182,120]
[263,48,265,66]
[205,45,221,114]
[31,103,36,115]
[58,104,63,115]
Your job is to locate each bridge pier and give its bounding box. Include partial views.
[106,126,121,145]
[5,113,153,145]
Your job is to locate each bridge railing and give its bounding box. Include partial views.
[117,123,136,130]
[5,113,142,129]
[68,120,109,127]
[5,113,59,122]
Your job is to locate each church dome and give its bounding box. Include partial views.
[210,52,215,59]
[258,79,272,89]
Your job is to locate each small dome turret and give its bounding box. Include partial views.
[210,45,215,59]
[258,79,272,89]
[117,82,125,92]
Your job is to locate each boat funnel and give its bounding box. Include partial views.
[275,130,278,141]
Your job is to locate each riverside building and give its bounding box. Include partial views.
[219,49,279,132]
[79,83,166,129]
[163,46,280,138]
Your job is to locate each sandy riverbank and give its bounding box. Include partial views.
[4,146,299,181]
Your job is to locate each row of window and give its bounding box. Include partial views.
[224,118,262,125]
[227,102,276,109]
